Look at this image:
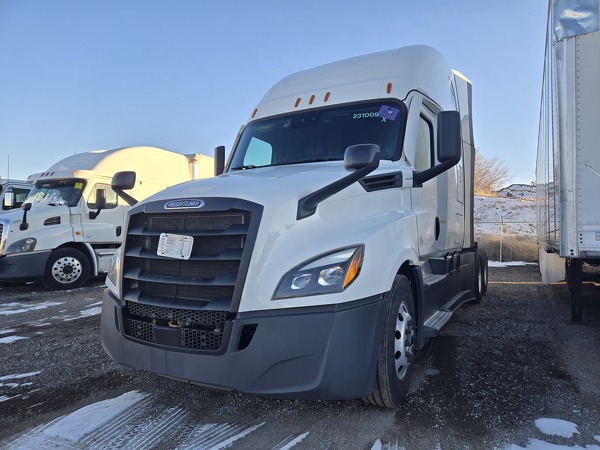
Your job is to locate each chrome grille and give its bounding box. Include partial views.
[120,202,259,353]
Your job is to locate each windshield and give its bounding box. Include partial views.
[229,100,406,170]
[25,179,86,207]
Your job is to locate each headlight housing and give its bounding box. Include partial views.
[6,238,37,255]
[106,246,122,296]
[273,246,364,299]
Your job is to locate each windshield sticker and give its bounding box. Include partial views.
[74,182,83,190]
[378,105,400,122]
[352,112,379,119]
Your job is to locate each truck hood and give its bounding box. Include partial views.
[142,162,393,206]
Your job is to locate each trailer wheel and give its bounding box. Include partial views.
[363,275,416,408]
[472,253,488,303]
[44,248,91,290]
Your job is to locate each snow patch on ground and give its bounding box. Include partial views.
[507,438,600,449]
[0,372,41,381]
[62,306,102,321]
[42,391,149,441]
[503,418,600,450]
[0,328,17,335]
[535,418,580,438]
[489,261,538,268]
[0,335,29,344]
[0,301,64,316]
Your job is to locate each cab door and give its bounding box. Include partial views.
[410,105,440,258]
[80,182,125,244]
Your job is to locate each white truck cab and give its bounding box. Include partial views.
[0,179,32,214]
[0,146,213,289]
[102,47,488,407]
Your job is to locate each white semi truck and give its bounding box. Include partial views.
[0,179,32,214]
[101,46,488,407]
[0,146,213,289]
[536,0,600,321]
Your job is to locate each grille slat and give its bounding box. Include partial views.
[125,246,244,261]
[120,206,255,353]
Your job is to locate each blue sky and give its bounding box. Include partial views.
[0,0,547,184]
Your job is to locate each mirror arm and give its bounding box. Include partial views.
[19,202,32,231]
[113,188,137,206]
[413,155,460,187]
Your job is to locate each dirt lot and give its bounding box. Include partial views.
[1,265,599,449]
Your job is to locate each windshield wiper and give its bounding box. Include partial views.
[230,164,257,170]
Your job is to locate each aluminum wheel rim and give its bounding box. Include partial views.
[394,301,414,379]
[51,256,82,284]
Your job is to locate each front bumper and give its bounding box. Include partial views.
[0,251,51,281]
[101,289,387,400]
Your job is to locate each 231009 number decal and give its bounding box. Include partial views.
[353,112,379,119]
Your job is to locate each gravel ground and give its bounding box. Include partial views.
[0,265,599,449]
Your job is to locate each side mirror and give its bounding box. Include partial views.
[214,146,225,176]
[111,171,138,206]
[344,143,381,171]
[19,202,32,231]
[89,188,107,219]
[3,187,14,209]
[297,144,380,219]
[437,110,462,163]
[413,111,462,186]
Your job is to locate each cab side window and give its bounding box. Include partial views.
[414,115,433,172]
[13,188,30,207]
[87,183,118,209]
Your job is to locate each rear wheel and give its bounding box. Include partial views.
[44,248,91,290]
[363,275,416,408]
[473,252,488,303]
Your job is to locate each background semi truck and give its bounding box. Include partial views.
[536,0,600,321]
[0,146,213,289]
[0,179,32,214]
[102,46,488,408]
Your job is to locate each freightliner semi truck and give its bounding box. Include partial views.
[0,146,213,289]
[536,0,600,321]
[101,46,488,407]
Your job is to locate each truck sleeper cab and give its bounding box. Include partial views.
[101,46,488,408]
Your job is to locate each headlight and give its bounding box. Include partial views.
[106,247,122,296]
[273,246,364,299]
[6,238,37,255]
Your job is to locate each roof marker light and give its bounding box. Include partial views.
[324,92,330,102]
[387,83,392,94]
[295,98,301,108]
[309,95,315,105]
[252,108,258,118]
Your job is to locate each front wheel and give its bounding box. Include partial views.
[363,274,416,408]
[44,248,91,290]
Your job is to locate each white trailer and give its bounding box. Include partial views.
[536,0,600,321]
[101,46,488,407]
[0,179,32,214]
[0,146,213,289]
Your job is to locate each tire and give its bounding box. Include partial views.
[44,248,91,290]
[481,252,489,296]
[363,275,416,408]
[472,251,488,304]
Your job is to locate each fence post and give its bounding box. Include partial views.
[499,216,504,263]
